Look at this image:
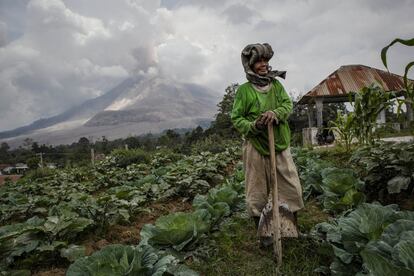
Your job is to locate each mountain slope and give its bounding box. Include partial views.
[0,76,219,146]
[0,77,141,139]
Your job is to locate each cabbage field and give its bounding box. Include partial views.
[0,143,243,275]
[1,139,413,275]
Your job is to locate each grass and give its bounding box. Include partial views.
[297,199,331,233]
[374,125,413,138]
[313,145,353,168]
[190,200,332,276]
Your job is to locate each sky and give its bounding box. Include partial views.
[0,0,413,131]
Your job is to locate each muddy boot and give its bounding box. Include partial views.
[258,203,273,248]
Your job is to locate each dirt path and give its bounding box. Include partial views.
[381,136,414,142]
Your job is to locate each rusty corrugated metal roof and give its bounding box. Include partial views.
[298,64,411,104]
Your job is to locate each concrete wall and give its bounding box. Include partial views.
[302,127,319,146]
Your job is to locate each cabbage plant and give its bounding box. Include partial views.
[319,168,365,212]
[192,177,243,223]
[314,203,414,275]
[66,244,195,276]
[291,148,332,199]
[140,210,211,251]
[361,220,414,275]
[350,141,414,202]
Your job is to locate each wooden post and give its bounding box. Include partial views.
[37,153,44,168]
[315,98,323,128]
[268,123,282,266]
[307,104,314,127]
[376,109,386,125]
[406,102,414,122]
[40,152,43,168]
[91,148,95,167]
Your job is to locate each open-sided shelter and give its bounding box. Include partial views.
[298,64,412,128]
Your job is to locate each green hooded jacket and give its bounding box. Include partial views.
[231,79,292,155]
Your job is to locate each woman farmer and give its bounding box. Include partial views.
[231,43,304,232]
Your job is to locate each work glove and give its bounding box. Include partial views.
[254,117,266,130]
[255,111,279,130]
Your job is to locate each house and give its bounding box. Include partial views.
[298,64,413,145]
[3,166,15,174]
[2,163,29,174]
[0,164,12,174]
[15,163,29,174]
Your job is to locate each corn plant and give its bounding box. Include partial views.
[350,84,394,145]
[329,111,355,152]
[381,37,414,118]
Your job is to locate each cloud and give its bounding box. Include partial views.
[156,38,208,81]
[0,0,413,131]
[0,0,29,42]
[222,4,255,24]
[0,0,168,130]
[161,0,232,10]
[0,21,7,47]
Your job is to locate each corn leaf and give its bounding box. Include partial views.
[381,38,414,69]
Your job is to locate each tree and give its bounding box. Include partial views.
[23,138,34,149]
[1,142,10,152]
[323,103,347,124]
[0,142,10,163]
[207,83,240,138]
[289,101,309,133]
[185,126,204,145]
[26,157,40,169]
[78,137,90,147]
[158,129,181,148]
[31,142,40,153]
[124,136,141,149]
[70,137,91,165]
[95,136,110,154]
[141,133,155,151]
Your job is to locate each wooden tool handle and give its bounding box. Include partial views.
[268,123,282,266]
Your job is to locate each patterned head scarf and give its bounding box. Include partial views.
[241,43,286,86]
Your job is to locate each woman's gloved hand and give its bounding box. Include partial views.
[254,117,266,130]
[261,111,278,125]
[255,111,279,130]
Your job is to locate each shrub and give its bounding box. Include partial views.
[350,141,414,203]
[191,135,227,154]
[111,148,150,168]
[24,167,55,180]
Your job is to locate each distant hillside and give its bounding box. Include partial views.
[0,77,141,139]
[0,76,219,147]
